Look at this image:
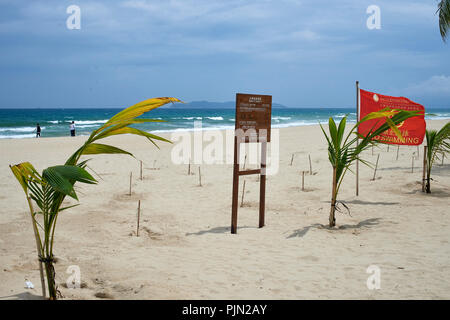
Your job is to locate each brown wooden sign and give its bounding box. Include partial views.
[231,93,272,234]
[235,93,272,142]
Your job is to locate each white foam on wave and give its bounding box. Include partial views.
[151,124,234,134]
[182,117,203,120]
[68,120,108,125]
[0,133,35,139]
[273,121,318,128]
[425,113,450,120]
[0,126,45,132]
[76,124,100,128]
[206,116,224,121]
[272,116,291,120]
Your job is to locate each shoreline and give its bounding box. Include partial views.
[1,118,449,141]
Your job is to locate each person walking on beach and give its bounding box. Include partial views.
[35,123,41,138]
[70,121,76,137]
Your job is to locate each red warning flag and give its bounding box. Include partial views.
[358,89,426,145]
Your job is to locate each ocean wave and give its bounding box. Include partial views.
[68,120,108,125]
[0,133,35,139]
[0,126,45,132]
[273,121,318,128]
[151,125,234,134]
[48,120,60,124]
[425,113,450,120]
[272,116,291,120]
[76,124,101,128]
[206,117,224,121]
[182,117,203,120]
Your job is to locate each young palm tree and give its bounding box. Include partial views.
[10,97,180,299]
[438,0,450,41]
[320,108,420,227]
[425,122,450,193]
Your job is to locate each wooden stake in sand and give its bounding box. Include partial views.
[301,171,305,191]
[308,154,312,175]
[140,160,143,180]
[129,172,132,196]
[411,155,414,173]
[422,146,427,192]
[396,146,400,161]
[387,145,390,152]
[372,154,380,181]
[243,154,247,170]
[417,146,420,159]
[198,166,202,186]
[240,180,246,207]
[188,159,191,175]
[290,154,294,166]
[136,200,141,237]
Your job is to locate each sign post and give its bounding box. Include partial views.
[231,93,272,234]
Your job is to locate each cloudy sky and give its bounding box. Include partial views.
[0,0,449,108]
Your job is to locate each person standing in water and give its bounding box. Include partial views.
[35,123,41,138]
[70,121,76,137]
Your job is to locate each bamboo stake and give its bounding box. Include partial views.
[240,180,246,207]
[188,158,191,175]
[309,155,312,175]
[396,146,400,161]
[140,160,143,180]
[372,154,380,181]
[290,154,294,166]
[198,166,202,186]
[417,146,419,159]
[411,155,414,173]
[129,172,132,196]
[26,197,46,299]
[301,171,305,191]
[422,146,427,192]
[387,145,390,152]
[136,200,141,237]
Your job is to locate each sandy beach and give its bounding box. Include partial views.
[0,119,449,300]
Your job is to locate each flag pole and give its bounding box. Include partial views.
[356,81,360,196]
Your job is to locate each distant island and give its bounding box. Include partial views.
[163,100,289,109]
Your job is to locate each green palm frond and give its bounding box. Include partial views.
[42,165,97,200]
[438,0,450,41]
[425,122,450,192]
[9,96,180,299]
[66,97,180,166]
[321,108,419,226]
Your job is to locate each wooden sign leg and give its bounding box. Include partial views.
[259,142,267,228]
[231,138,240,234]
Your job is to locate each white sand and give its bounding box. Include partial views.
[0,120,449,300]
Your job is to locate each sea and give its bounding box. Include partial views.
[0,107,449,139]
